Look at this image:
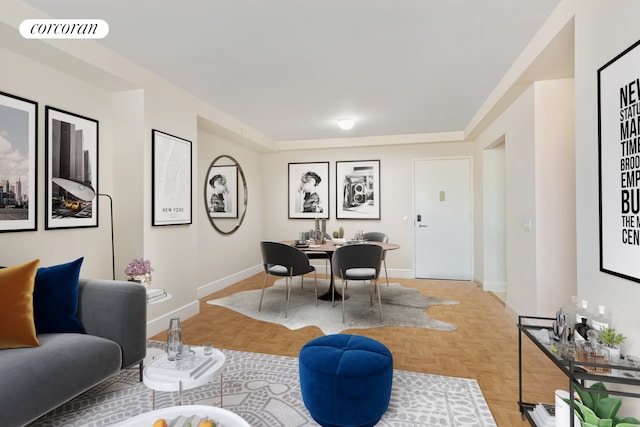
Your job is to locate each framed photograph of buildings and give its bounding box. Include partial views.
[205,163,238,218]
[598,38,640,283]
[152,129,192,226]
[336,160,380,219]
[45,106,98,230]
[0,91,37,232]
[288,161,329,219]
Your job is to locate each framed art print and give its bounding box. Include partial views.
[0,91,37,232]
[45,106,98,230]
[598,38,640,283]
[288,162,329,219]
[336,160,380,219]
[152,129,192,226]
[205,163,238,218]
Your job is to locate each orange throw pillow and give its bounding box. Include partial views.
[0,259,40,349]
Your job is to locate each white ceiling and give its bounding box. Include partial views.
[23,0,562,142]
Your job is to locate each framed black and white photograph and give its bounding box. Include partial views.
[336,160,380,219]
[0,91,37,232]
[152,129,192,226]
[598,38,640,283]
[45,106,98,230]
[205,163,238,218]
[288,162,329,219]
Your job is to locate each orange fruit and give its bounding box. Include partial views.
[198,420,215,427]
[152,419,168,427]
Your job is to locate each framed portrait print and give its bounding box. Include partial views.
[288,162,329,219]
[598,39,640,283]
[336,160,380,219]
[45,106,98,230]
[205,163,238,218]
[0,91,37,232]
[152,129,192,226]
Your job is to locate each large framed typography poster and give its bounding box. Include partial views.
[598,39,640,283]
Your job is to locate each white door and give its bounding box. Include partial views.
[414,158,472,280]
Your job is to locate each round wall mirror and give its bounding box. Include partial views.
[204,154,248,234]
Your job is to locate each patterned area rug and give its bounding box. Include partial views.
[207,279,459,334]
[29,342,496,427]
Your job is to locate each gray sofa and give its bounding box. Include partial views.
[0,278,147,427]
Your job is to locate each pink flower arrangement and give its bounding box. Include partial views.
[124,258,152,276]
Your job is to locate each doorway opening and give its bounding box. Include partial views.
[483,137,507,300]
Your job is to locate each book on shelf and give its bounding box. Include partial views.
[146,288,167,303]
[531,402,555,427]
[147,355,215,379]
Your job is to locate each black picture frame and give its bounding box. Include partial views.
[336,160,380,220]
[0,91,38,232]
[288,162,330,219]
[598,38,640,283]
[45,106,99,230]
[152,129,192,226]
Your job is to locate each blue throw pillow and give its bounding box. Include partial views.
[32,257,85,334]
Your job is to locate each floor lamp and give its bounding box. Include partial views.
[51,178,115,280]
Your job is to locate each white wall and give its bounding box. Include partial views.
[473,78,576,318]
[0,0,272,336]
[575,0,640,356]
[0,45,116,275]
[260,141,474,277]
[534,79,576,316]
[475,85,539,315]
[482,139,506,292]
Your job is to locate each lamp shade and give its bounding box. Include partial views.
[52,178,97,201]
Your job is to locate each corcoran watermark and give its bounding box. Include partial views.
[19,19,109,39]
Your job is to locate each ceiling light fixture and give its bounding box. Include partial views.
[337,117,356,130]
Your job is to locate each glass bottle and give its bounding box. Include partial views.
[576,300,590,325]
[591,305,610,331]
[167,317,182,361]
[566,296,578,332]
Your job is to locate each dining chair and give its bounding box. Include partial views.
[363,231,390,286]
[259,241,318,318]
[331,244,384,323]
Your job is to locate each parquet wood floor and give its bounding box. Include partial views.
[150,274,568,426]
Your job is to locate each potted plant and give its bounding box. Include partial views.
[599,326,626,364]
[565,382,640,427]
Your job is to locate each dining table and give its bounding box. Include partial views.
[285,240,400,301]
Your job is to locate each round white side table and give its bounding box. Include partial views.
[143,346,226,409]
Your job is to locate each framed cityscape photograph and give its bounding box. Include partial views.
[288,161,329,219]
[152,129,192,226]
[45,106,99,230]
[336,160,380,219]
[0,91,38,232]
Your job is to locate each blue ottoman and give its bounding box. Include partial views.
[299,334,393,427]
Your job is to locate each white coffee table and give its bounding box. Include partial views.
[113,405,249,427]
[143,346,226,409]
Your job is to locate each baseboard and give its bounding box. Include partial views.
[196,264,263,299]
[504,300,519,322]
[146,265,262,338]
[481,280,507,292]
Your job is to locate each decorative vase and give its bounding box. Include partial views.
[167,317,182,361]
[129,274,152,287]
